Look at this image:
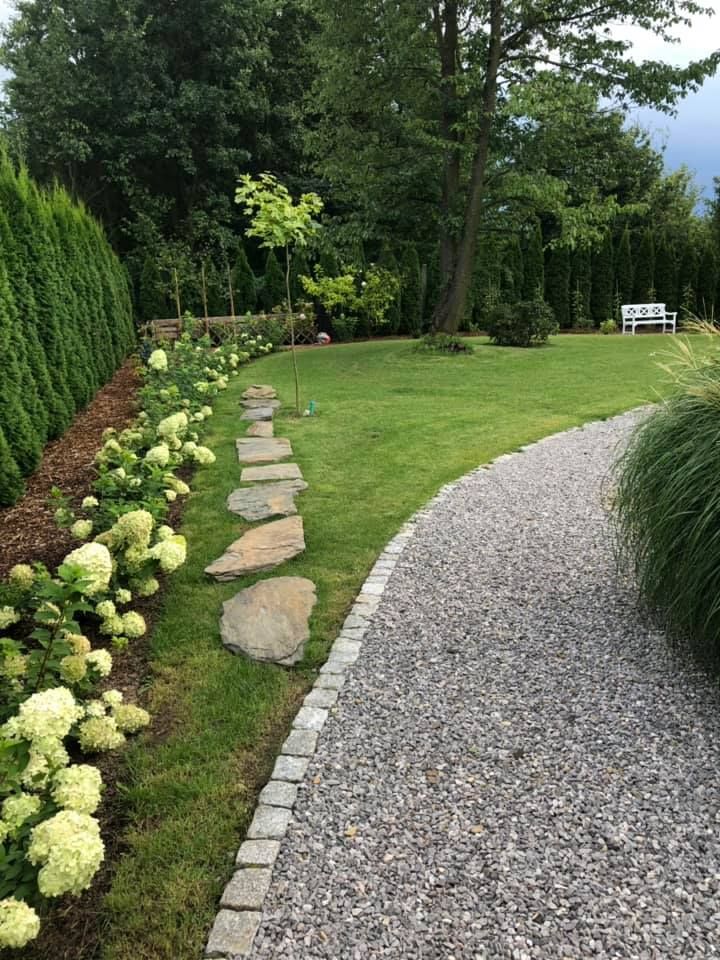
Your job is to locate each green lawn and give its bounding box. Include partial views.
[100,335,675,959]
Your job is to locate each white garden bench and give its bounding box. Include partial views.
[621,303,677,335]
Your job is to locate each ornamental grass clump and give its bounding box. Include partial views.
[614,325,720,663]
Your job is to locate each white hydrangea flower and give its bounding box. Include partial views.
[111,467,126,480]
[136,577,159,597]
[77,716,126,753]
[115,588,132,605]
[64,633,91,655]
[0,898,41,949]
[192,411,204,422]
[164,489,177,502]
[62,543,113,596]
[217,377,228,389]
[59,655,88,684]
[70,519,93,541]
[157,412,188,440]
[149,535,187,573]
[2,793,42,832]
[1,653,27,679]
[82,496,99,510]
[8,564,34,591]
[21,737,70,790]
[156,525,174,541]
[111,510,154,548]
[145,444,171,468]
[52,765,102,815]
[84,700,106,718]
[86,649,113,678]
[103,438,122,456]
[181,441,198,457]
[0,606,20,630]
[148,349,168,372]
[99,614,124,637]
[28,810,104,896]
[194,446,216,465]
[169,478,190,496]
[95,600,116,620]
[121,612,146,639]
[17,688,83,742]
[102,690,124,708]
[112,704,151,734]
[229,353,239,367]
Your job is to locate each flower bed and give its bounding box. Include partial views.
[0,331,275,949]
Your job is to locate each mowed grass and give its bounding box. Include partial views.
[101,335,675,960]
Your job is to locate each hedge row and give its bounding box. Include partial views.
[0,156,135,506]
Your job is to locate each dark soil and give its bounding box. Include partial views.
[0,359,142,580]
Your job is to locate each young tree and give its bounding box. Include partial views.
[236,174,323,415]
[615,226,634,306]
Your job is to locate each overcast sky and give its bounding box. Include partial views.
[0,2,717,199]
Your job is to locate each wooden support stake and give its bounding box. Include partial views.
[201,262,210,337]
[173,268,182,323]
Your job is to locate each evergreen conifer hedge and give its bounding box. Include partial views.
[0,156,135,506]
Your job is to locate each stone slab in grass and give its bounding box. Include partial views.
[241,398,281,410]
[220,575,316,664]
[206,516,306,581]
[236,437,292,464]
[241,406,275,422]
[226,480,308,522]
[241,462,303,482]
[242,384,277,400]
[246,420,274,438]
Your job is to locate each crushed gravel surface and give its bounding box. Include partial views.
[254,412,720,960]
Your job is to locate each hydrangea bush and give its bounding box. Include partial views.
[0,331,276,948]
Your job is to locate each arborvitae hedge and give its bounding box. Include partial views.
[544,245,571,328]
[522,219,544,301]
[591,231,614,324]
[259,249,286,312]
[231,244,257,314]
[0,156,135,506]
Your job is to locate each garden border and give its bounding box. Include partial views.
[203,408,649,959]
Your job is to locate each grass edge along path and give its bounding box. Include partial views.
[100,335,675,960]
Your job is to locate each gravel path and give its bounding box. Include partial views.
[253,412,720,960]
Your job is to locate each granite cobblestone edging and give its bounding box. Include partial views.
[203,411,644,959]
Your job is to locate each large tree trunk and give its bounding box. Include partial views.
[433,0,504,334]
[433,3,461,284]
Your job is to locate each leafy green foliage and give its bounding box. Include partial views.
[632,228,656,302]
[399,245,422,336]
[600,318,617,335]
[591,231,614,324]
[615,227,634,306]
[544,246,571,329]
[230,244,257,315]
[415,333,474,354]
[486,300,557,347]
[522,220,544,302]
[139,256,168,323]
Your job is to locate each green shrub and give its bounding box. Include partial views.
[614,331,720,663]
[486,300,557,347]
[331,315,357,342]
[600,318,617,335]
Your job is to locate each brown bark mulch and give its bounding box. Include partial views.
[0,360,142,580]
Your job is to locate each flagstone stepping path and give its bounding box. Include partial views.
[242,398,282,410]
[206,516,306,581]
[220,577,317,665]
[246,421,274,438]
[236,437,293,464]
[227,481,308,522]
[241,407,276,422]
[243,385,278,401]
[241,463,303,483]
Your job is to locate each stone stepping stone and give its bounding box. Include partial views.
[205,516,305,581]
[241,463,303,482]
[220,576,317,665]
[246,421,274,438]
[242,384,277,401]
[241,406,275,422]
[236,437,292,464]
[226,480,308,522]
[241,398,281,410]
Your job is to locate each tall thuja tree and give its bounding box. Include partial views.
[260,250,287,312]
[231,243,257,314]
[139,254,169,322]
[522,218,544,301]
[544,245,571,329]
[591,230,614,324]
[90,216,136,365]
[0,258,41,477]
[696,241,718,317]
[311,1,718,333]
[0,207,49,444]
[236,174,323,415]
[378,245,402,333]
[654,234,678,311]
[0,425,24,506]
[632,228,656,302]
[400,244,422,335]
[615,226,634,307]
[503,235,524,303]
[677,241,698,318]
[570,245,592,327]
[290,248,311,305]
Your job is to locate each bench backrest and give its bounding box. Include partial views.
[621,303,666,319]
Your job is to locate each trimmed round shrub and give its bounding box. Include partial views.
[486,300,557,347]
